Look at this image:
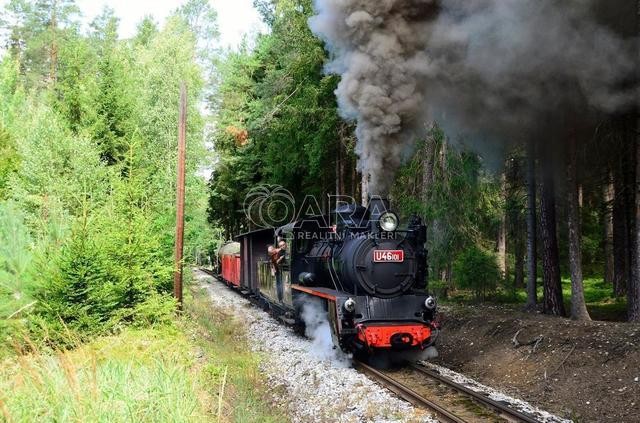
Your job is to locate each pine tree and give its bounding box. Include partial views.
[566,133,590,321]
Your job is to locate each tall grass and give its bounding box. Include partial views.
[0,281,288,423]
[0,329,215,422]
[185,283,287,423]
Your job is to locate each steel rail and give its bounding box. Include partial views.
[201,266,540,423]
[409,363,540,423]
[353,360,467,423]
[199,267,217,277]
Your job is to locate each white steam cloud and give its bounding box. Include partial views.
[300,299,352,366]
[309,0,637,194]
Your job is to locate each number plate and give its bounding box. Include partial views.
[373,250,404,262]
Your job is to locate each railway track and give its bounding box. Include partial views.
[199,268,543,422]
[199,267,217,278]
[355,360,541,423]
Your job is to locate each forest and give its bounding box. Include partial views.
[209,0,640,323]
[0,0,222,346]
[0,2,251,420]
[0,0,638,421]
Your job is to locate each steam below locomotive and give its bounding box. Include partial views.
[217,197,438,360]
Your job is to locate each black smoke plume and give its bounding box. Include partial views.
[309,0,637,194]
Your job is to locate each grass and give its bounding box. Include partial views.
[0,328,212,422]
[0,280,287,423]
[182,282,287,423]
[438,276,628,321]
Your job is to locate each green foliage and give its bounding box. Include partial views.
[0,124,19,198]
[453,246,500,300]
[51,35,97,132]
[0,1,219,349]
[34,227,115,335]
[208,0,342,235]
[7,102,110,224]
[392,126,503,284]
[5,0,81,89]
[0,202,34,342]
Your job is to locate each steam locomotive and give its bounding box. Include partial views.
[216,197,438,361]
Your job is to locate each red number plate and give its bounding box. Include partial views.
[373,250,404,262]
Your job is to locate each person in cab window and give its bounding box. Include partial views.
[277,240,287,266]
[275,240,287,301]
[267,244,277,276]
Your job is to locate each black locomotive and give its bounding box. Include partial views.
[218,197,438,360]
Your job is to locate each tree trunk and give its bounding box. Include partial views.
[49,1,58,84]
[525,140,538,310]
[439,138,447,174]
[604,170,615,284]
[613,150,629,297]
[629,6,640,321]
[351,160,357,199]
[336,125,349,197]
[497,170,507,278]
[339,146,346,197]
[514,238,525,289]
[631,112,640,321]
[335,139,341,197]
[566,134,591,321]
[441,263,452,286]
[630,115,640,321]
[540,157,566,316]
[623,135,636,293]
[627,4,640,322]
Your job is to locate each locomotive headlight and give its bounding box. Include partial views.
[424,296,437,310]
[379,212,399,232]
[344,298,356,313]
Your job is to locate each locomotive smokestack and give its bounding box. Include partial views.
[368,196,390,232]
[368,196,389,222]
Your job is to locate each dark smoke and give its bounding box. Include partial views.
[309,0,637,194]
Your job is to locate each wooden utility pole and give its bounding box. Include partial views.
[174,83,187,309]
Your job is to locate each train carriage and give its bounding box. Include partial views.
[217,242,241,287]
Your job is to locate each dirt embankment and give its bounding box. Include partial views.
[434,305,640,422]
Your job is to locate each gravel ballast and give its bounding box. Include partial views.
[194,269,434,423]
[193,269,569,423]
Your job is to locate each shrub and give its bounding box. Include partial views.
[453,246,500,300]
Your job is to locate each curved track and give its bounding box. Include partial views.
[354,360,467,423]
[200,268,542,422]
[355,360,542,423]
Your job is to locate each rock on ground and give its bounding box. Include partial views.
[194,269,435,423]
[194,270,574,423]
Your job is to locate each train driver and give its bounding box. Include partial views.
[275,240,287,301]
[267,244,277,276]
